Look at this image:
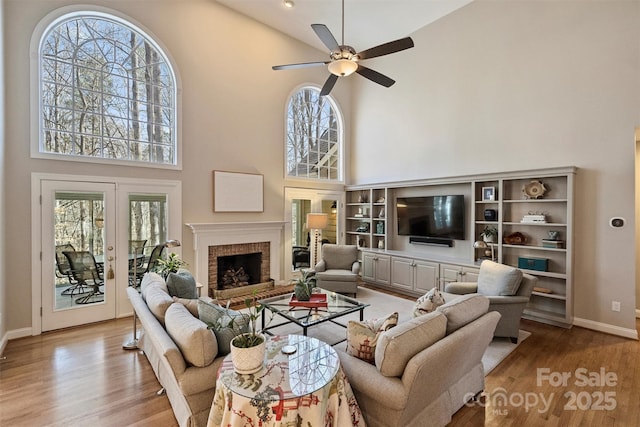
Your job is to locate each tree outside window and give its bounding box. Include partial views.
[39,14,176,165]
[286,87,342,181]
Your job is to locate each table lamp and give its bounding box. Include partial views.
[123,239,181,350]
[306,213,328,268]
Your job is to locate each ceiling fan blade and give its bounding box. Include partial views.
[320,74,339,96]
[357,37,414,60]
[272,61,329,71]
[311,24,340,52]
[356,65,395,88]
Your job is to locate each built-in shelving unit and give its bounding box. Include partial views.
[347,166,576,328]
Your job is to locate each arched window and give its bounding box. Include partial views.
[33,10,178,166]
[286,86,343,181]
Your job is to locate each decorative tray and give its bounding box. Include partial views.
[289,293,328,308]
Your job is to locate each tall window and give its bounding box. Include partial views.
[286,87,343,181]
[37,12,177,165]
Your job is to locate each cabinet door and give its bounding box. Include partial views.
[439,264,462,290]
[361,253,376,282]
[391,257,414,291]
[461,266,480,283]
[375,254,391,285]
[414,260,439,293]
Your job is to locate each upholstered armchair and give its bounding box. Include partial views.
[314,244,360,297]
[444,260,536,343]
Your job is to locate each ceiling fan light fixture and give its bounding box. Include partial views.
[328,59,358,77]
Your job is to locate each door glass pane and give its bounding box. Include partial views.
[321,199,338,244]
[53,191,105,310]
[129,194,168,284]
[291,199,311,271]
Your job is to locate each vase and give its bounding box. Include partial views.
[230,334,266,374]
[294,282,312,301]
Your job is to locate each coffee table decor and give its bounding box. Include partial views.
[289,292,328,308]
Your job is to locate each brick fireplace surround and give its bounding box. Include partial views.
[185,222,285,298]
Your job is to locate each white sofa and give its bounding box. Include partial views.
[336,294,500,427]
[127,273,224,427]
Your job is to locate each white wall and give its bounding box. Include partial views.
[4,0,350,332]
[350,1,639,333]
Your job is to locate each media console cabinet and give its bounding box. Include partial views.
[346,166,575,328]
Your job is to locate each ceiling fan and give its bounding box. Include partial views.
[272,0,415,96]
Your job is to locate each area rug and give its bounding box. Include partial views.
[257,286,529,375]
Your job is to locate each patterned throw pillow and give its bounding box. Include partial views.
[197,299,249,355]
[413,287,446,317]
[346,312,399,363]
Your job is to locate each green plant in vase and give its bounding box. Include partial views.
[156,252,187,278]
[480,226,498,243]
[293,269,317,301]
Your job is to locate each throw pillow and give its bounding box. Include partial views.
[140,272,168,301]
[165,303,218,367]
[172,296,199,317]
[413,287,446,317]
[197,299,250,355]
[477,260,523,296]
[166,269,198,299]
[346,312,398,363]
[145,284,173,325]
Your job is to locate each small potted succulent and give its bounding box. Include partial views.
[293,269,317,301]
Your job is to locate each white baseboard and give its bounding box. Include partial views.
[573,317,638,340]
[6,327,33,341]
[0,332,7,356]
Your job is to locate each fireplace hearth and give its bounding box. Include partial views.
[218,252,262,289]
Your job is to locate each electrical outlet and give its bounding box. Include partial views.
[611,301,621,312]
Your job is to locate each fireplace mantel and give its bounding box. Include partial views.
[185,221,285,290]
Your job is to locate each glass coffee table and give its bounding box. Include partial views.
[259,288,369,345]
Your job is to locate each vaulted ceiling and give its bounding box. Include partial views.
[215,0,473,53]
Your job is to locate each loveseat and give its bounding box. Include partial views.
[127,273,225,427]
[336,294,500,427]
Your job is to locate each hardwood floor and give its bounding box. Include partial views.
[1,309,638,426]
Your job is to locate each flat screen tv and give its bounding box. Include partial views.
[396,195,465,240]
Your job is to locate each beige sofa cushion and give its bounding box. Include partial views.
[140,272,168,301]
[165,303,218,368]
[145,284,174,325]
[477,260,523,296]
[436,293,490,334]
[375,311,447,377]
[173,296,199,317]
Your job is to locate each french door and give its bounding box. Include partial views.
[284,188,344,281]
[34,174,181,333]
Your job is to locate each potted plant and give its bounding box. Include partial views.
[480,226,498,243]
[293,269,317,301]
[214,295,270,374]
[156,252,187,278]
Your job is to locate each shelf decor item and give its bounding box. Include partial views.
[522,180,547,199]
[289,292,328,308]
[480,226,498,243]
[482,186,496,201]
[503,232,526,245]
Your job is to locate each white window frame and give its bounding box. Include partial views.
[284,84,344,183]
[29,5,182,170]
